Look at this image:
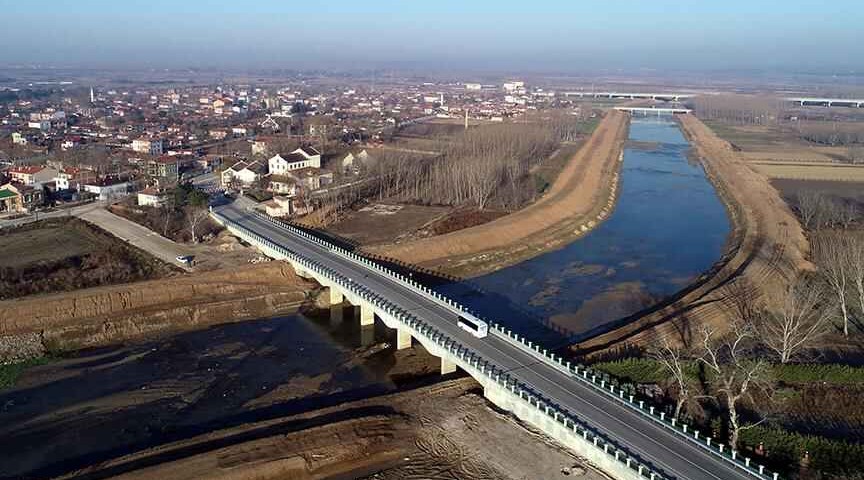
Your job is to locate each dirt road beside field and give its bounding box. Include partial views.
[370,111,629,276]
[575,114,810,353]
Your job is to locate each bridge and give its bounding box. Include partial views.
[564,92,693,102]
[615,107,692,114]
[786,97,864,108]
[211,202,779,480]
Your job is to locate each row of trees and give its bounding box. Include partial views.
[368,114,593,211]
[690,95,783,126]
[793,122,864,147]
[650,192,864,450]
[652,273,835,449]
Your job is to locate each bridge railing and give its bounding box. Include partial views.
[219,208,779,480]
[212,208,672,480]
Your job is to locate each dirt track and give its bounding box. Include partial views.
[575,114,810,353]
[371,111,629,276]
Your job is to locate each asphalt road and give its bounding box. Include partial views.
[217,202,758,480]
[77,207,194,271]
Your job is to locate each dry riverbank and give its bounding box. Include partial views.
[370,111,629,277]
[51,378,606,480]
[0,262,312,361]
[574,113,810,354]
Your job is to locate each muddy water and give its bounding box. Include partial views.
[0,309,433,479]
[456,117,731,341]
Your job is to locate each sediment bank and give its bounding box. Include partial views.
[371,110,630,277]
[574,113,810,354]
[0,263,312,360]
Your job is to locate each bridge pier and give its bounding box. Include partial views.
[396,328,412,350]
[327,286,344,305]
[441,357,457,375]
[361,324,375,346]
[329,303,343,327]
[360,303,375,326]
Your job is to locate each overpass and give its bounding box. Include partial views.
[615,107,692,115]
[786,97,864,108]
[564,92,693,102]
[211,202,780,480]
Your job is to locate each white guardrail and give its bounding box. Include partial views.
[212,208,779,480]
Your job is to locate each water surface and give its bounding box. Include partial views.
[447,117,731,343]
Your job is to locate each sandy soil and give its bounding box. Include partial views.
[370,111,629,277]
[51,379,607,480]
[0,262,312,357]
[574,114,811,353]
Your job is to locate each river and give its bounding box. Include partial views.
[445,116,731,344]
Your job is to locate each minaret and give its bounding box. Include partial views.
[90,87,95,104]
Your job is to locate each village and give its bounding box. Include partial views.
[0,78,571,227]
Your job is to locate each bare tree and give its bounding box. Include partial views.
[697,321,771,450]
[159,196,175,237]
[846,234,864,319]
[813,231,853,336]
[759,275,833,363]
[650,338,693,419]
[796,191,824,229]
[185,205,210,243]
[849,145,864,165]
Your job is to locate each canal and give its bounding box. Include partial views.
[448,116,731,343]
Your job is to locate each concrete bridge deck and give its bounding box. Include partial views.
[212,202,776,480]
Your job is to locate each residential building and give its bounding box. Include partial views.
[137,188,169,207]
[11,132,32,145]
[267,176,298,196]
[263,195,294,217]
[0,183,43,214]
[7,166,59,186]
[132,138,167,156]
[341,149,377,174]
[221,160,266,187]
[27,120,51,131]
[82,178,130,201]
[145,157,179,183]
[267,146,321,174]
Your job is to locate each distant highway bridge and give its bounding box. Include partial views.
[211,202,780,480]
[615,107,692,115]
[564,92,694,102]
[786,97,864,108]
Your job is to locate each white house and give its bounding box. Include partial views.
[341,149,376,174]
[132,138,167,156]
[82,179,130,201]
[267,147,321,174]
[221,160,266,188]
[263,195,294,217]
[137,188,168,207]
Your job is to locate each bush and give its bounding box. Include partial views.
[740,426,864,476]
[0,357,53,390]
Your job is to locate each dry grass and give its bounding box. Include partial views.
[751,163,864,182]
[0,223,98,268]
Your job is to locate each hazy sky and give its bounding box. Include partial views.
[1,0,862,72]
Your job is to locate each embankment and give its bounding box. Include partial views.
[0,262,312,361]
[574,113,810,354]
[370,110,629,277]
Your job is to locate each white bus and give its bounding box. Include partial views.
[457,313,488,338]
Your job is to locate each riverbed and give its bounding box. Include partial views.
[452,117,731,342]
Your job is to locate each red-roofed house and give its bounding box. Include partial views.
[7,166,59,186]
